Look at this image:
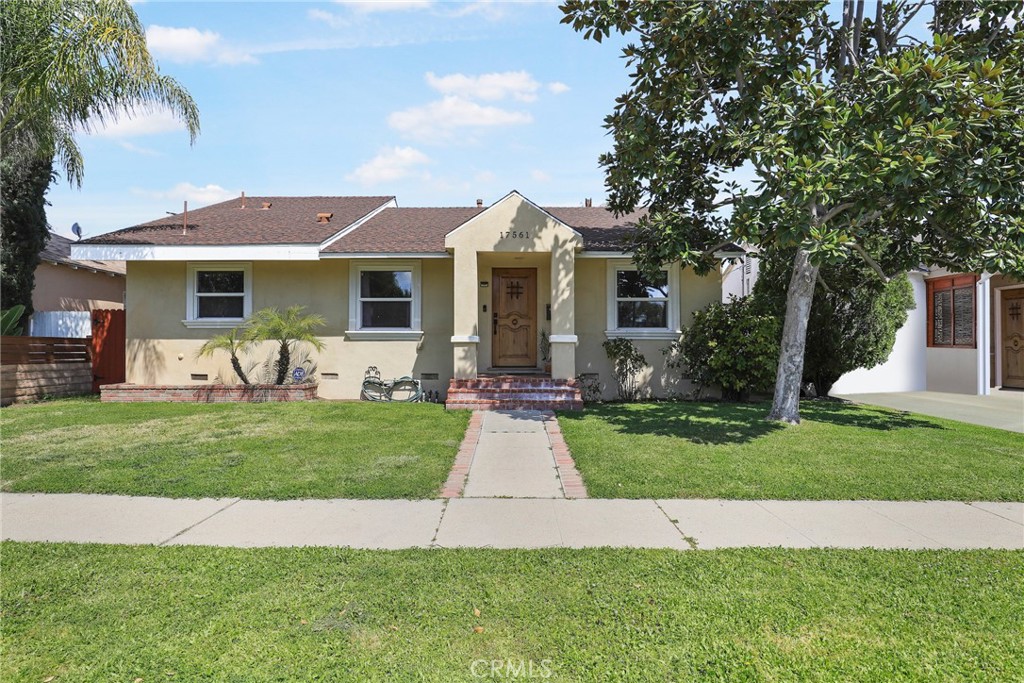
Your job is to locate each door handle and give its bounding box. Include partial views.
[492,312,498,335]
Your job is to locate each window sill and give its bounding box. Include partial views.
[346,329,424,341]
[604,329,680,341]
[182,319,245,329]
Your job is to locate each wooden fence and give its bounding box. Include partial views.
[1,336,93,406]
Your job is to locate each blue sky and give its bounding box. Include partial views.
[48,0,633,240]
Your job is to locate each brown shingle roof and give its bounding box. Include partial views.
[41,232,125,275]
[324,207,485,253]
[83,196,394,245]
[324,205,646,253]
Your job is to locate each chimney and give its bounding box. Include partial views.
[584,198,592,207]
[317,212,333,224]
[182,200,188,235]
[476,198,483,208]
[240,191,246,209]
[261,202,272,210]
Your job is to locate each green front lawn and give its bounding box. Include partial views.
[558,401,1024,500]
[1,398,469,499]
[3,543,1021,681]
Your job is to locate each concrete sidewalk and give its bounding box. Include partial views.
[2,493,1021,550]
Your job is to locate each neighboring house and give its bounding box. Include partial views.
[831,269,1023,396]
[721,247,759,301]
[71,191,723,402]
[29,231,125,338]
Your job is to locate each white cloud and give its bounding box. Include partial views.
[308,8,349,28]
[116,141,161,156]
[88,108,186,138]
[132,182,237,206]
[425,70,541,102]
[474,170,497,183]
[389,96,531,142]
[337,0,433,13]
[146,25,256,65]
[447,1,510,21]
[531,169,551,182]
[547,81,570,95]
[346,146,431,185]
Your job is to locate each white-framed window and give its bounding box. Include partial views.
[183,262,252,328]
[605,259,680,339]
[347,261,423,340]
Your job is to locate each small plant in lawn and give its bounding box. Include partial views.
[602,338,648,401]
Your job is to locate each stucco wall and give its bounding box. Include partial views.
[125,259,455,400]
[831,272,928,394]
[32,262,125,311]
[575,259,722,400]
[125,255,721,401]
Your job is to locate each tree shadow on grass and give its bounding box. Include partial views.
[559,399,944,446]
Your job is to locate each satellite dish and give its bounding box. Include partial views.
[71,222,82,240]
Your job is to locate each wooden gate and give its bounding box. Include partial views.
[91,309,126,392]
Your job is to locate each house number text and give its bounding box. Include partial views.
[499,230,530,239]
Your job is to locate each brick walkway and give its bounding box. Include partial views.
[441,410,589,499]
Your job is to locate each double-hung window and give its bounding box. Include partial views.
[348,261,422,340]
[185,263,252,327]
[927,274,977,348]
[606,260,679,339]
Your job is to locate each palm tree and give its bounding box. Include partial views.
[197,328,251,385]
[244,306,326,385]
[1,0,200,186]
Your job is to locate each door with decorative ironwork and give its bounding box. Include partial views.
[492,268,537,368]
[1002,289,1024,389]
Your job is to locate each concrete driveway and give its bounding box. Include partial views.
[836,389,1024,433]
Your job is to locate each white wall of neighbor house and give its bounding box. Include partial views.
[831,272,928,395]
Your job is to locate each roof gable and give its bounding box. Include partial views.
[444,191,583,252]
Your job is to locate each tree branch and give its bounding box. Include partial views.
[817,202,855,225]
[890,0,928,40]
[852,243,891,281]
[875,0,888,55]
[693,61,727,132]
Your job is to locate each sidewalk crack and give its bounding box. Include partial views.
[653,500,697,549]
[157,498,240,547]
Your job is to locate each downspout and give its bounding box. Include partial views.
[977,273,993,396]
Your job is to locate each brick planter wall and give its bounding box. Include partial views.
[100,383,318,403]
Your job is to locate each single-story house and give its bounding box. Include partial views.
[720,250,1023,396]
[28,231,126,338]
[71,191,722,405]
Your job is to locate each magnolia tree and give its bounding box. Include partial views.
[562,0,1024,423]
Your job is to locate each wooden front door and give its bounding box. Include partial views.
[1001,289,1024,389]
[492,268,537,368]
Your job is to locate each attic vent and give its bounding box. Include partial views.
[476,198,483,208]
[261,202,272,210]
[584,198,592,207]
[317,212,333,223]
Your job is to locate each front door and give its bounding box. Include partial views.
[1002,289,1024,389]
[492,268,537,368]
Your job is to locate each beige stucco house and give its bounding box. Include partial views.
[71,191,722,404]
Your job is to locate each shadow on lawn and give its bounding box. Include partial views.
[560,400,943,446]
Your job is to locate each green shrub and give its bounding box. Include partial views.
[667,297,780,401]
[602,337,649,401]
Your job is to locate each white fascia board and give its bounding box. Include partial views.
[70,244,321,261]
[319,197,398,250]
[577,251,632,259]
[320,252,451,259]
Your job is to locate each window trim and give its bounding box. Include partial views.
[926,274,978,349]
[347,260,423,341]
[183,262,252,329]
[605,259,680,340]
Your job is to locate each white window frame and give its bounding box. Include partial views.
[605,259,680,340]
[183,262,252,329]
[347,260,423,341]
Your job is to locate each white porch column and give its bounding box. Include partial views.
[451,248,479,379]
[977,273,992,395]
[549,237,577,380]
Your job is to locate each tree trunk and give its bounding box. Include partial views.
[767,248,820,424]
[275,341,290,385]
[230,353,250,385]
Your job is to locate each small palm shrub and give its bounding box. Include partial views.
[243,305,326,385]
[197,327,251,384]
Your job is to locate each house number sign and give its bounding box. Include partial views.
[499,230,531,240]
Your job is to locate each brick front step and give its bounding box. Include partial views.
[445,376,583,411]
